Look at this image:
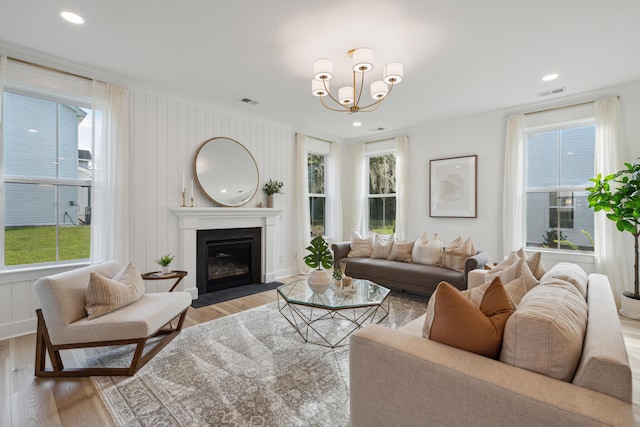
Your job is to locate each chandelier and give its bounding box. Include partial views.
[311,48,403,114]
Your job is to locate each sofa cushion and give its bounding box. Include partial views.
[371,233,394,259]
[412,233,444,266]
[423,279,514,359]
[500,282,587,381]
[86,262,146,320]
[441,236,476,272]
[348,230,373,258]
[462,276,527,307]
[540,262,588,299]
[387,239,414,263]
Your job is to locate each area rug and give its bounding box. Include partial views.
[91,291,429,427]
[190,282,283,308]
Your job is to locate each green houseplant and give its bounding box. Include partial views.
[304,235,333,293]
[155,253,175,274]
[586,159,640,314]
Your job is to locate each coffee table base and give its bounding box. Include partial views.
[277,293,390,348]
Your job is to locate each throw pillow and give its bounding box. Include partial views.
[86,262,145,320]
[414,233,444,266]
[540,262,588,299]
[348,230,373,258]
[423,280,514,359]
[500,282,587,381]
[387,239,415,263]
[485,251,519,276]
[441,236,476,272]
[516,248,546,280]
[485,258,538,291]
[371,233,394,259]
[411,231,429,263]
[462,276,528,308]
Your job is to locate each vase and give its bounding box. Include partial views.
[267,194,274,208]
[307,269,331,293]
[161,265,171,275]
[620,292,640,319]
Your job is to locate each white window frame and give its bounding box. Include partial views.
[307,151,327,237]
[365,140,396,235]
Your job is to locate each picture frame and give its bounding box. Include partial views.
[429,155,477,218]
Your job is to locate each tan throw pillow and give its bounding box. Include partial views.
[414,233,444,266]
[485,251,519,276]
[485,258,538,291]
[370,233,394,259]
[516,248,546,280]
[462,276,528,308]
[441,236,476,272]
[540,262,587,299]
[423,280,514,359]
[411,231,429,263]
[388,240,415,263]
[86,262,145,320]
[500,282,587,381]
[348,230,373,258]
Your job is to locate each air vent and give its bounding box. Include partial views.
[537,87,566,97]
[238,97,259,105]
[369,127,386,132]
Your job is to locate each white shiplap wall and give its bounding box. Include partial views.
[0,89,298,340]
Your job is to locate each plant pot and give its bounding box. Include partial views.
[620,291,640,319]
[307,269,331,294]
[267,194,274,208]
[161,265,171,275]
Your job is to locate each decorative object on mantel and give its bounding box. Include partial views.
[155,253,175,275]
[587,158,640,318]
[194,137,259,207]
[304,235,333,293]
[311,47,403,114]
[263,179,284,208]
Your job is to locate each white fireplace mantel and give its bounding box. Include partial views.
[171,207,283,299]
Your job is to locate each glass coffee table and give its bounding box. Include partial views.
[277,278,390,348]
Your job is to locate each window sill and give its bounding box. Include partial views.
[0,261,90,282]
[525,248,595,265]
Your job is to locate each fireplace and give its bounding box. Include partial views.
[196,227,262,294]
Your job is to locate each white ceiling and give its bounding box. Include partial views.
[1,0,639,141]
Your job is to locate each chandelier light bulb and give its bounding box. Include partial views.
[352,48,374,72]
[339,87,354,105]
[311,79,329,97]
[313,59,333,81]
[383,62,404,84]
[370,81,388,100]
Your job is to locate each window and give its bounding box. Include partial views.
[525,122,595,251]
[308,152,326,237]
[368,153,396,234]
[2,89,94,267]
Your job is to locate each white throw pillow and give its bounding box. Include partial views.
[348,230,373,258]
[85,262,145,320]
[371,233,394,259]
[415,233,444,266]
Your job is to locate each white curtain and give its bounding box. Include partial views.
[502,114,525,256]
[294,133,311,273]
[395,135,409,241]
[0,56,6,258]
[91,82,130,263]
[326,141,343,242]
[352,143,367,235]
[594,96,630,304]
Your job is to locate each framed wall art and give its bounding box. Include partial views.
[429,155,477,218]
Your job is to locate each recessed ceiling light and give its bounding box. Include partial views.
[60,11,84,24]
[542,73,559,82]
[353,122,362,127]
[28,129,38,133]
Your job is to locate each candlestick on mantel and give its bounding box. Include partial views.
[190,179,194,205]
[181,190,186,207]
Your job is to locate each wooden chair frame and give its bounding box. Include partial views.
[35,307,189,377]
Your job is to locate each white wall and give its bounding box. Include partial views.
[342,80,640,272]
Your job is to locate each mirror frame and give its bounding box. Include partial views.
[193,137,260,207]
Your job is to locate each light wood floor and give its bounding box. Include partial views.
[2,286,640,426]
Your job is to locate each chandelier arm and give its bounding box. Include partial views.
[355,71,365,108]
[319,96,350,112]
[359,101,383,113]
[320,78,346,109]
[356,82,395,111]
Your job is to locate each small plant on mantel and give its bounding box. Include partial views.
[263,179,284,195]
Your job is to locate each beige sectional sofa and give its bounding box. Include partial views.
[350,270,634,426]
[332,241,490,296]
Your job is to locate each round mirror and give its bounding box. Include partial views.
[194,137,259,207]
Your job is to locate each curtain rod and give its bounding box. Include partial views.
[7,56,94,82]
[524,96,620,117]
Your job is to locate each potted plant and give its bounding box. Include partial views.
[155,253,175,275]
[586,158,640,317]
[303,235,333,293]
[263,179,284,208]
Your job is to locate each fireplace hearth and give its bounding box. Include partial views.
[197,228,261,295]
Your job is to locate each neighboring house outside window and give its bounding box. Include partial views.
[525,120,595,252]
[308,152,326,237]
[2,89,93,267]
[368,152,396,234]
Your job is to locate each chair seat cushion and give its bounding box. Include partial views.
[52,292,191,345]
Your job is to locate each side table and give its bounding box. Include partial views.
[141,270,188,292]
